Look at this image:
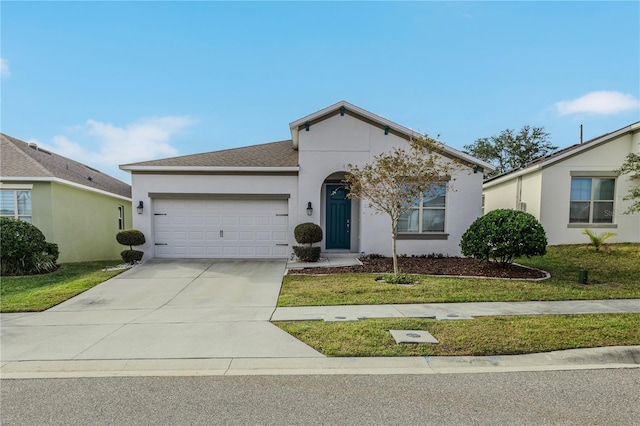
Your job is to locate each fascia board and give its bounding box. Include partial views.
[483,166,542,189]
[0,176,132,202]
[119,166,300,173]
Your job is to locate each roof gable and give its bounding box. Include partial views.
[1,133,131,198]
[289,101,495,171]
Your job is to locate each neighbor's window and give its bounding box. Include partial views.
[117,205,125,230]
[569,177,615,224]
[0,190,32,223]
[397,183,446,233]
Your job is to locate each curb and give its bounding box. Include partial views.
[2,346,638,379]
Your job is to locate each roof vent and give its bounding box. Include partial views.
[28,143,38,150]
[87,176,93,182]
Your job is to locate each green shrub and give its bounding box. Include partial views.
[460,209,547,266]
[293,222,323,262]
[45,242,60,263]
[116,229,146,263]
[0,217,58,276]
[116,229,146,249]
[377,273,417,285]
[294,222,323,246]
[292,246,322,262]
[121,250,144,264]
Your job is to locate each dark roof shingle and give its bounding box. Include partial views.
[121,140,298,168]
[1,133,131,198]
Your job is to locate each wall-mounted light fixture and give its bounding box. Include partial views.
[306,202,313,216]
[340,106,345,116]
[384,125,390,135]
[473,166,478,174]
[305,122,310,131]
[137,201,144,214]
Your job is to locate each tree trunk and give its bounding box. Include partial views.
[391,226,398,276]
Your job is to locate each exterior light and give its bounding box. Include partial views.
[137,201,144,214]
[384,125,390,135]
[473,166,478,174]
[305,122,310,131]
[340,106,345,116]
[306,202,313,216]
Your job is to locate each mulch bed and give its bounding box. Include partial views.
[288,256,547,279]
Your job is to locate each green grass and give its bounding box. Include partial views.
[1,261,126,312]
[274,313,640,357]
[278,244,640,306]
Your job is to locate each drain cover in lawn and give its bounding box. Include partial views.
[390,330,439,344]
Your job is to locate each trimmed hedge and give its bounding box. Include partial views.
[460,209,547,266]
[293,222,323,262]
[116,229,146,264]
[294,222,323,246]
[121,250,144,264]
[293,246,322,263]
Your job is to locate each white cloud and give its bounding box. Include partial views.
[1,58,9,77]
[37,116,195,180]
[555,91,640,116]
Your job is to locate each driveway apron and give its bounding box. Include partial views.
[0,260,323,361]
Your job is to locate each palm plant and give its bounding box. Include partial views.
[582,229,617,252]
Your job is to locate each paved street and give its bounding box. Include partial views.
[2,369,639,425]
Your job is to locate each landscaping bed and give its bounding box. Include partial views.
[288,256,547,279]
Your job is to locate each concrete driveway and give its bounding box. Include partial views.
[0,260,323,361]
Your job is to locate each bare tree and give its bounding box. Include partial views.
[345,136,462,275]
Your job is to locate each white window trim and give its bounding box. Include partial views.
[397,184,448,235]
[569,177,616,225]
[0,189,33,221]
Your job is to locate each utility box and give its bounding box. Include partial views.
[578,270,589,284]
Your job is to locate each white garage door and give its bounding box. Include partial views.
[153,198,289,258]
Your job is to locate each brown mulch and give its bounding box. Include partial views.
[288,256,548,279]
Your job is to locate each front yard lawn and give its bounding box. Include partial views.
[1,261,126,312]
[274,313,640,357]
[278,244,640,306]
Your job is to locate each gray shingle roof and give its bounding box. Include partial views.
[121,140,299,168]
[1,133,131,198]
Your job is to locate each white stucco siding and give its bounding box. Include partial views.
[540,132,639,245]
[130,173,299,257]
[297,113,483,256]
[520,172,542,218]
[483,179,519,212]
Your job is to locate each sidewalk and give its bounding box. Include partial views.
[271,299,640,322]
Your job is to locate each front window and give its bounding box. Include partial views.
[397,183,446,233]
[569,177,615,224]
[0,190,32,223]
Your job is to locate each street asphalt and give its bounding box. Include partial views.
[1,258,639,379]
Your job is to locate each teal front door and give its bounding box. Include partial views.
[326,185,351,249]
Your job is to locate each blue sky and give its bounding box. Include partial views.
[2,1,639,183]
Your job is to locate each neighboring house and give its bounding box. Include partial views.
[1,133,132,263]
[483,121,640,245]
[120,101,493,259]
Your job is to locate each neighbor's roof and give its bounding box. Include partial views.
[120,140,299,170]
[1,133,131,198]
[484,121,640,187]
